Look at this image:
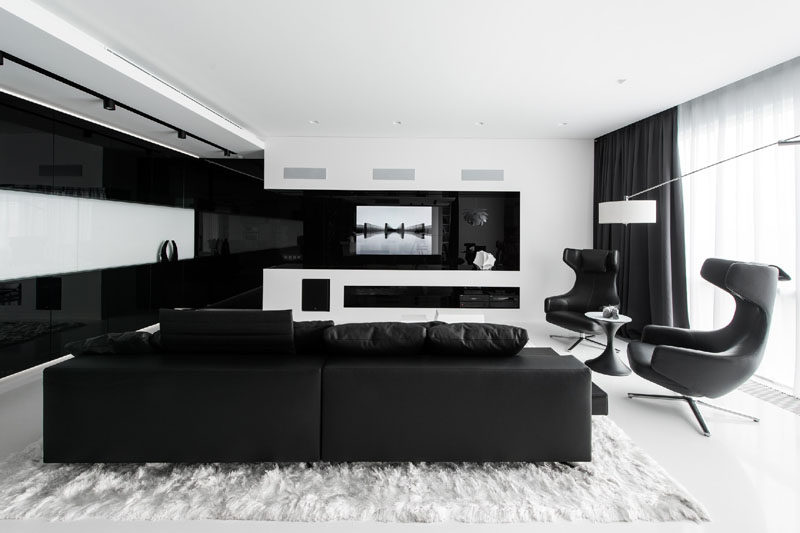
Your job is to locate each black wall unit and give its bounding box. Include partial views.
[0,90,277,379]
[265,190,519,271]
[0,89,522,379]
[344,286,520,309]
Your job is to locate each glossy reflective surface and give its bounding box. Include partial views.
[0,91,272,378]
[344,286,520,308]
[297,191,520,270]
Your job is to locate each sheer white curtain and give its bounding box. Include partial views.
[678,57,800,395]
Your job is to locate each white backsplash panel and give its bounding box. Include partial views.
[0,189,194,281]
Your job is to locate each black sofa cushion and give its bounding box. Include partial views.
[323,322,427,356]
[43,354,324,462]
[294,320,334,355]
[427,323,528,356]
[65,331,159,355]
[159,309,294,354]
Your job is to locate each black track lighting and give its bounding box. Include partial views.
[2,51,236,155]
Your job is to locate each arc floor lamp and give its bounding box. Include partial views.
[598,135,800,225]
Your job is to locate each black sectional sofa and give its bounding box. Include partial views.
[43,309,599,463]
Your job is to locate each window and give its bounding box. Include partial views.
[678,57,800,395]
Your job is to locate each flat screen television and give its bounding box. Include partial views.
[355,205,434,255]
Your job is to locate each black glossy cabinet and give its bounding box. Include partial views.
[0,90,273,378]
[0,100,54,191]
[343,286,520,309]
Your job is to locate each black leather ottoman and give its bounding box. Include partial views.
[43,354,325,463]
[322,347,592,462]
[592,383,609,415]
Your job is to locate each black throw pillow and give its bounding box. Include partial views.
[323,322,427,356]
[294,320,334,355]
[159,308,295,354]
[427,323,529,356]
[65,331,159,356]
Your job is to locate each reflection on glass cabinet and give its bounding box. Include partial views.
[0,90,270,379]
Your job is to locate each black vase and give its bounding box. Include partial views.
[169,240,178,262]
[158,240,169,262]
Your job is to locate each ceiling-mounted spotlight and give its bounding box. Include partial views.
[177,129,187,139]
[223,149,231,157]
[103,97,116,111]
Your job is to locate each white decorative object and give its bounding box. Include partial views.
[598,199,657,224]
[473,250,496,270]
[602,305,620,319]
[0,418,709,522]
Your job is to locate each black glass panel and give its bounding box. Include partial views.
[266,190,519,270]
[102,265,155,332]
[0,278,52,378]
[344,286,520,308]
[52,120,165,205]
[149,150,184,207]
[0,98,54,192]
[51,271,106,357]
[150,261,185,311]
[0,91,275,378]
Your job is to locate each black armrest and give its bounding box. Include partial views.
[544,295,570,313]
[641,325,698,348]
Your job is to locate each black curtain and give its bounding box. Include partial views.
[593,108,689,338]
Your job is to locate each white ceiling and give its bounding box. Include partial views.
[0,0,265,157]
[18,0,800,140]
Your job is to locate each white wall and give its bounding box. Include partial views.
[263,137,593,324]
[0,189,194,281]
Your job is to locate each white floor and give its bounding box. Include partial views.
[1,322,798,533]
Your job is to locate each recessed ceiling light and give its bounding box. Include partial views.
[393,121,402,126]
[616,79,627,85]
[558,122,568,127]
[475,121,486,126]
[308,120,319,125]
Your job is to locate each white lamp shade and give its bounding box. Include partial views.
[598,200,657,224]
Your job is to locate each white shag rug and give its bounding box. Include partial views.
[0,417,708,523]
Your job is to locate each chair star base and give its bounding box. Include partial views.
[627,392,759,437]
[549,334,619,352]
